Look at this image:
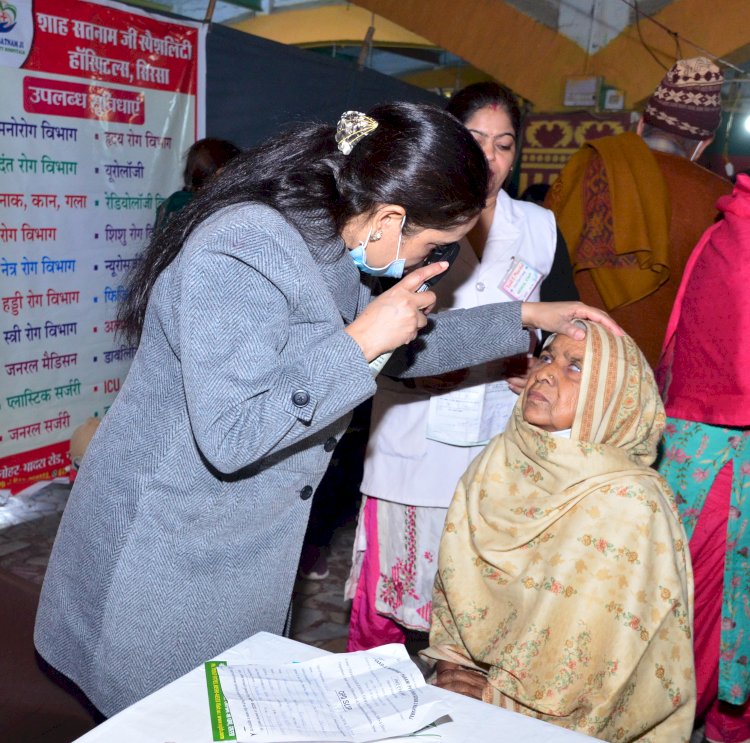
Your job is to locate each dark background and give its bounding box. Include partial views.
[206,24,442,147]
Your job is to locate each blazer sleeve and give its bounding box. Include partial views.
[384,301,530,378]
[177,214,376,474]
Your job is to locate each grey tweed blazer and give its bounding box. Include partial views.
[34,203,528,716]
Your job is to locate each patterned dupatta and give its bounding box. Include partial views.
[547,132,671,311]
[424,323,695,742]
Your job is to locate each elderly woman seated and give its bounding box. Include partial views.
[421,322,695,742]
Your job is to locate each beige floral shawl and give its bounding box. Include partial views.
[423,322,695,742]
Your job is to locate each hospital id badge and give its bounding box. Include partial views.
[499,257,543,301]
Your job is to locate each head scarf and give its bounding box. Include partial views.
[424,322,694,741]
[560,320,663,465]
[473,321,666,553]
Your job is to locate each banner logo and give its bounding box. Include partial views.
[0,3,18,32]
[0,0,32,67]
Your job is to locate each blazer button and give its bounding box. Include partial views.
[324,437,337,452]
[292,390,309,407]
[299,485,313,500]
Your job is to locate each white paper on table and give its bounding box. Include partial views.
[216,643,443,743]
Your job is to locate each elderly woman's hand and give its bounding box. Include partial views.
[521,301,623,339]
[506,372,529,395]
[434,660,488,700]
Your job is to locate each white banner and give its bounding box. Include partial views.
[0,0,205,493]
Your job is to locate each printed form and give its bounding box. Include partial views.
[216,644,443,742]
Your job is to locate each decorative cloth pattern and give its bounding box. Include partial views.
[548,132,671,310]
[575,154,638,270]
[643,57,724,140]
[423,322,695,742]
[373,498,444,630]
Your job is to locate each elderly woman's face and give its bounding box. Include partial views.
[522,334,585,432]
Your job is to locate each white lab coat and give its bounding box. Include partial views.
[361,191,557,508]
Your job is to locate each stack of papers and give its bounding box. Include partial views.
[215,644,443,742]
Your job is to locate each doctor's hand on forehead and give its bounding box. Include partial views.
[521,301,623,340]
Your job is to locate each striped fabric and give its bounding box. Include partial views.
[575,322,664,466]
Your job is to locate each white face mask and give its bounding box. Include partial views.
[349,215,407,279]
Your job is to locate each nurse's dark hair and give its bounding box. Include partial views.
[120,101,488,343]
[446,81,522,137]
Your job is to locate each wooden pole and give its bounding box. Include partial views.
[204,0,217,24]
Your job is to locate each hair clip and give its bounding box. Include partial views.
[335,111,378,155]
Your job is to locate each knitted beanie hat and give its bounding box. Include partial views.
[643,57,723,139]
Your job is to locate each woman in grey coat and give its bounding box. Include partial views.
[35,103,617,717]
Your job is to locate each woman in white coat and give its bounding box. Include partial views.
[347,83,578,650]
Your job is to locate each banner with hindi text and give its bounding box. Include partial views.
[0,0,205,494]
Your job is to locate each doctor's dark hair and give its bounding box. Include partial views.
[120,101,488,343]
[446,82,522,137]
